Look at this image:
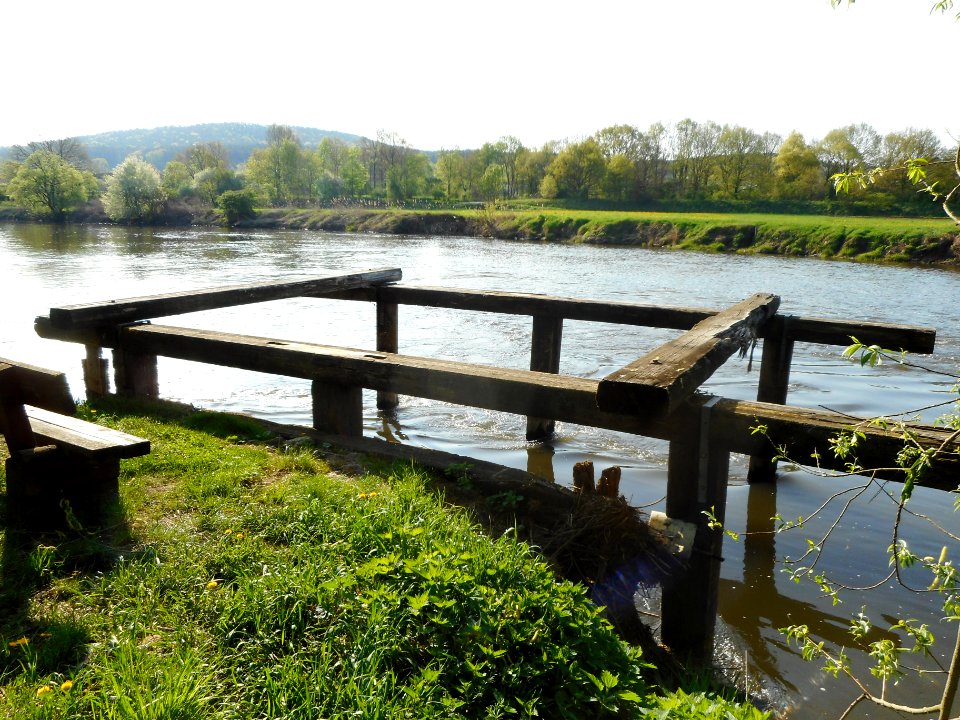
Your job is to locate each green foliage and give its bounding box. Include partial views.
[216,189,257,226]
[102,155,165,223]
[0,402,766,719]
[6,150,98,219]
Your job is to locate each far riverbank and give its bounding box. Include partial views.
[3,203,958,265]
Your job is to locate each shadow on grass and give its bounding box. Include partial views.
[0,487,133,682]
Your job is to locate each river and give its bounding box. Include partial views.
[2,222,959,717]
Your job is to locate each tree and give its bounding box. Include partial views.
[545,139,605,199]
[11,138,91,171]
[714,125,769,199]
[435,150,468,200]
[339,147,368,198]
[7,150,98,219]
[773,132,823,200]
[102,154,165,222]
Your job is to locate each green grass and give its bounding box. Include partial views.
[248,205,958,265]
[0,399,767,719]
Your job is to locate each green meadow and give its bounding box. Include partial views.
[0,399,767,719]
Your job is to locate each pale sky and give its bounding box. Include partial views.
[3,0,957,151]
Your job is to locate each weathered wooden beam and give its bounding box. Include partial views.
[0,356,75,415]
[312,380,363,437]
[526,315,564,440]
[376,292,399,411]
[748,316,796,483]
[597,293,781,417]
[322,285,936,352]
[662,398,731,662]
[83,344,110,398]
[0,363,38,452]
[103,323,959,490]
[113,347,159,400]
[47,268,402,328]
[25,406,151,459]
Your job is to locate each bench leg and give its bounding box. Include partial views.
[5,448,121,531]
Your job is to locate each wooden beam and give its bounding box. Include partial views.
[597,293,781,417]
[526,315,563,440]
[375,292,399,411]
[748,317,796,483]
[47,268,402,328]
[0,356,75,415]
[662,398,730,661]
[322,285,936,352]
[106,323,959,489]
[0,363,37,452]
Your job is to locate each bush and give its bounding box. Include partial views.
[216,189,257,225]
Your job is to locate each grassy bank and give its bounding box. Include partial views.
[0,399,767,719]
[241,206,959,265]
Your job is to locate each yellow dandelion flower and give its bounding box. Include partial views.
[8,637,29,648]
[224,528,233,535]
[206,580,219,591]
[36,686,53,697]
[235,532,244,540]
[60,679,74,692]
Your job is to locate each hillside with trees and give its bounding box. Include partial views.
[1,120,957,227]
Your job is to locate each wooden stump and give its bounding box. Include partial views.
[598,466,621,498]
[573,460,595,493]
[312,380,363,437]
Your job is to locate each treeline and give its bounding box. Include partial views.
[1,121,955,223]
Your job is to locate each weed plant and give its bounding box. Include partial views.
[0,401,765,719]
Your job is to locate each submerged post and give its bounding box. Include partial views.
[376,291,399,411]
[748,316,795,483]
[526,315,563,440]
[660,398,730,662]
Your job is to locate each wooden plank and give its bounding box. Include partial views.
[109,322,959,489]
[47,268,402,328]
[376,293,399,410]
[783,314,936,353]
[748,317,796,483]
[325,285,716,330]
[25,406,150,459]
[597,293,781,417]
[0,364,37,452]
[312,380,363,437]
[323,285,936,352]
[662,399,730,661]
[0,356,75,415]
[526,315,563,440]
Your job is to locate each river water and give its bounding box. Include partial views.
[2,222,959,717]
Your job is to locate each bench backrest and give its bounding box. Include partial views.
[0,358,75,453]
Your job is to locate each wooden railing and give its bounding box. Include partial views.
[34,267,957,660]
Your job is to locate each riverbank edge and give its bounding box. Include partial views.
[0,396,767,718]
[3,204,958,265]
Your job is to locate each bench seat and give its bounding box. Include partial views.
[25,405,150,459]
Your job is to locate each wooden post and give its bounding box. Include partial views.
[748,316,795,483]
[661,397,730,662]
[113,346,159,399]
[598,466,621,498]
[526,315,563,440]
[376,293,399,411]
[82,344,110,398]
[573,460,595,493]
[311,380,363,437]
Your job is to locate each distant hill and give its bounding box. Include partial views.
[2,123,364,170]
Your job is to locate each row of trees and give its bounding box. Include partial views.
[1,121,955,222]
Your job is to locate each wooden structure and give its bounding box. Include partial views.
[0,358,150,530]
[33,267,958,660]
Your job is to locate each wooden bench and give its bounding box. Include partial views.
[0,358,149,530]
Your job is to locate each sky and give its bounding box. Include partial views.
[3,0,957,151]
